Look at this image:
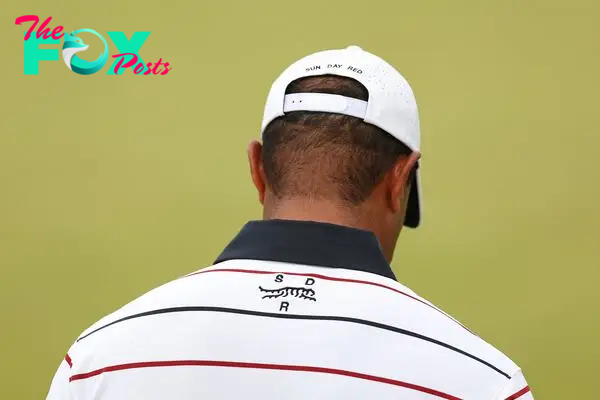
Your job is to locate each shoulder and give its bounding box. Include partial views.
[73,261,264,341]
[75,270,204,342]
[389,278,523,378]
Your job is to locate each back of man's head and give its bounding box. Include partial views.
[261,75,412,206]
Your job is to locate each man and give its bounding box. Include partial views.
[47,45,533,399]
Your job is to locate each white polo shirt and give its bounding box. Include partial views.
[47,220,533,400]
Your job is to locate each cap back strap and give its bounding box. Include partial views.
[283,93,368,120]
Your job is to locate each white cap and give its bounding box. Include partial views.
[261,45,422,228]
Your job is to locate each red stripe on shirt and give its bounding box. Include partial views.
[186,268,471,332]
[69,359,461,399]
[65,354,73,368]
[505,386,531,400]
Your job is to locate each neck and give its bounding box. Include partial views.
[264,197,395,262]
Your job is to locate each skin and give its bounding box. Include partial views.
[247,140,421,263]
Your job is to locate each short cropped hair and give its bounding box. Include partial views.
[262,75,412,205]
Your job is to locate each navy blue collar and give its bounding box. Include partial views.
[215,219,396,281]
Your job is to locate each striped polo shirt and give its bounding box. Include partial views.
[46,220,533,400]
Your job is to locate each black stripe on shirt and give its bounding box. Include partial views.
[76,306,510,379]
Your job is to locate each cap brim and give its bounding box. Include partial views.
[404,169,421,228]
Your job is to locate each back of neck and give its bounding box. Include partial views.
[264,198,364,229]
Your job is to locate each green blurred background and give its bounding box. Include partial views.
[1,0,599,398]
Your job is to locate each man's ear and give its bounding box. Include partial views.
[247,140,266,204]
[388,151,421,214]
